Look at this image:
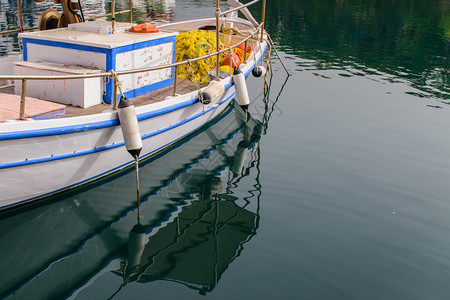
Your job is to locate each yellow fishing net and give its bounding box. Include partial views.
[175,30,226,84]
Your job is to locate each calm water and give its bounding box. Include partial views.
[1,0,450,299]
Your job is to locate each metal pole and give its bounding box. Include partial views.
[111,0,116,34]
[19,79,26,120]
[260,0,266,42]
[113,77,118,109]
[215,0,220,81]
[173,65,178,96]
[17,0,24,33]
[243,40,248,63]
[129,0,133,23]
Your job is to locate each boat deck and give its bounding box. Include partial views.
[0,77,204,121]
[0,87,66,122]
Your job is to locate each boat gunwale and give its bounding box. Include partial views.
[0,42,266,140]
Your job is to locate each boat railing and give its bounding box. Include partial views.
[0,0,267,120]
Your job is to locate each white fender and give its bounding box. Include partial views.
[117,97,143,158]
[232,67,250,111]
[200,80,225,104]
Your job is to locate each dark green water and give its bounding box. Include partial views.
[1,0,450,299]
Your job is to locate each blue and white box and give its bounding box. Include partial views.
[19,21,177,104]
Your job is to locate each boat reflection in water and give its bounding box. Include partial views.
[114,174,257,296]
[0,101,265,299]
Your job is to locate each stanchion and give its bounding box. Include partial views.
[19,79,26,120]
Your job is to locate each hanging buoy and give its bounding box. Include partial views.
[222,53,241,68]
[252,65,266,78]
[233,67,250,111]
[200,80,225,104]
[126,224,146,272]
[117,96,143,158]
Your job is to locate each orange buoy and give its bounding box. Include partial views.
[222,53,241,68]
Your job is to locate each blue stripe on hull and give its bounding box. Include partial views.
[0,90,235,170]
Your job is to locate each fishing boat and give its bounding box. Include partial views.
[0,101,263,299]
[0,0,272,211]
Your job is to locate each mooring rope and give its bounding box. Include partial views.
[187,60,205,114]
[110,69,126,99]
